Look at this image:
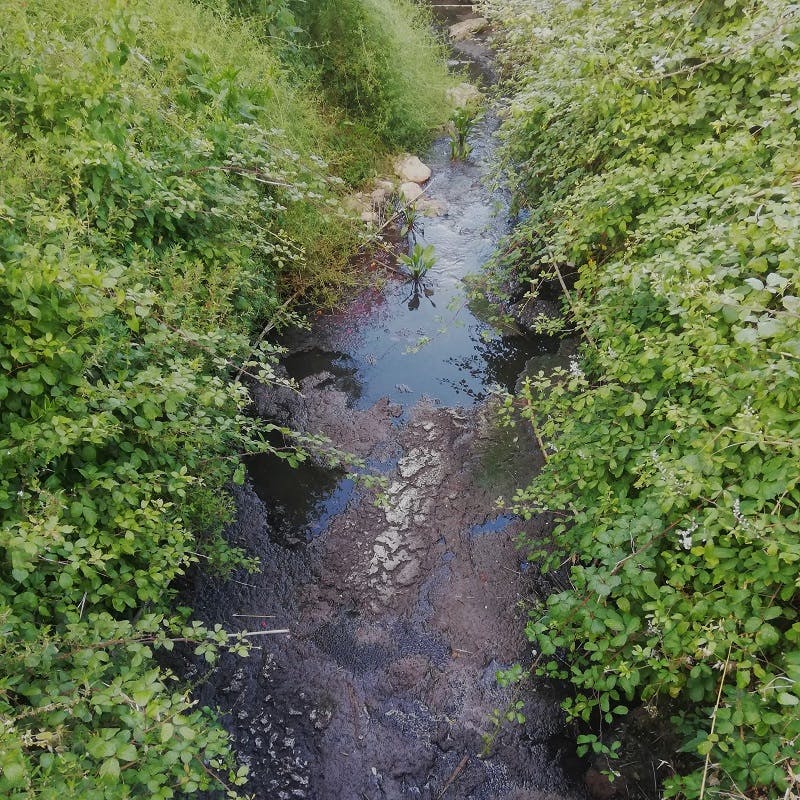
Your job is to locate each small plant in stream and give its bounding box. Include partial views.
[398,243,436,310]
[399,243,436,281]
[399,201,423,242]
[449,107,479,160]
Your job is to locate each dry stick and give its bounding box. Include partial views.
[228,578,262,589]
[184,164,292,188]
[436,754,470,800]
[199,761,239,797]
[551,261,597,350]
[699,643,733,800]
[365,182,435,243]
[610,513,694,576]
[234,284,307,383]
[156,317,266,382]
[525,398,550,464]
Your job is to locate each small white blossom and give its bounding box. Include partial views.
[568,356,585,380]
[679,519,699,550]
[733,497,750,529]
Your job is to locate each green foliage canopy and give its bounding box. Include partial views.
[485,0,800,796]
[0,0,448,796]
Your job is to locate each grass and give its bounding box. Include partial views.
[294,0,455,151]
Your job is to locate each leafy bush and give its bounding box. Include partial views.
[293,0,453,150]
[0,0,445,795]
[485,0,800,796]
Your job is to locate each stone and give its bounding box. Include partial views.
[399,181,424,203]
[394,154,431,184]
[343,192,370,214]
[370,186,389,206]
[396,558,420,586]
[418,197,448,217]
[448,17,488,41]
[447,82,482,108]
[360,210,379,225]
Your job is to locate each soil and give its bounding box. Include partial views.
[184,384,583,800]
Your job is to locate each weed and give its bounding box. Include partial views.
[449,107,480,160]
[399,243,436,281]
[398,243,436,310]
[293,0,454,150]
[399,202,423,242]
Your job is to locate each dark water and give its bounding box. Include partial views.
[247,0,566,545]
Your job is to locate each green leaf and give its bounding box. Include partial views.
[755,624,780,648]
[99,758,120,781]
[631,394,646,416]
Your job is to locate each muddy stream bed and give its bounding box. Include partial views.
[178,5,587,798]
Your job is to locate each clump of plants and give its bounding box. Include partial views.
[399,242,436,282]
[484,0,800,797]
[399,201,423,243]
[0,0,448,796]
[292,0,454,150]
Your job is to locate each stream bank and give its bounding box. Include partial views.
[179,4,586,798]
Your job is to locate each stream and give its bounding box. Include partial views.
[180,4,586,798]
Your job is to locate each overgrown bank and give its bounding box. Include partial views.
[483,0,800,797]
[0,0,450,796]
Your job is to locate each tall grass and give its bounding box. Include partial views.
[294,0,454,151]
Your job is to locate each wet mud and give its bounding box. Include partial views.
[179,4,587,798]
[186,390,582,800]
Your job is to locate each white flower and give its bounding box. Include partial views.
[568,356,584,380]
[679,519,699,550]
[733,498,750,529]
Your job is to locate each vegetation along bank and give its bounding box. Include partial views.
[0,0,451,796]
[483,0,800,797]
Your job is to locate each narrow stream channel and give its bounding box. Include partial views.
[180,4,586,798]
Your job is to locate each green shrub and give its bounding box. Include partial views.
[0,0,445,795]
[293,0,453,150]
[486,0,800,796]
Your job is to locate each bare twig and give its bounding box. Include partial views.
[436,754,470,799]
[699,643,733,800]
[234,285,306,383]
